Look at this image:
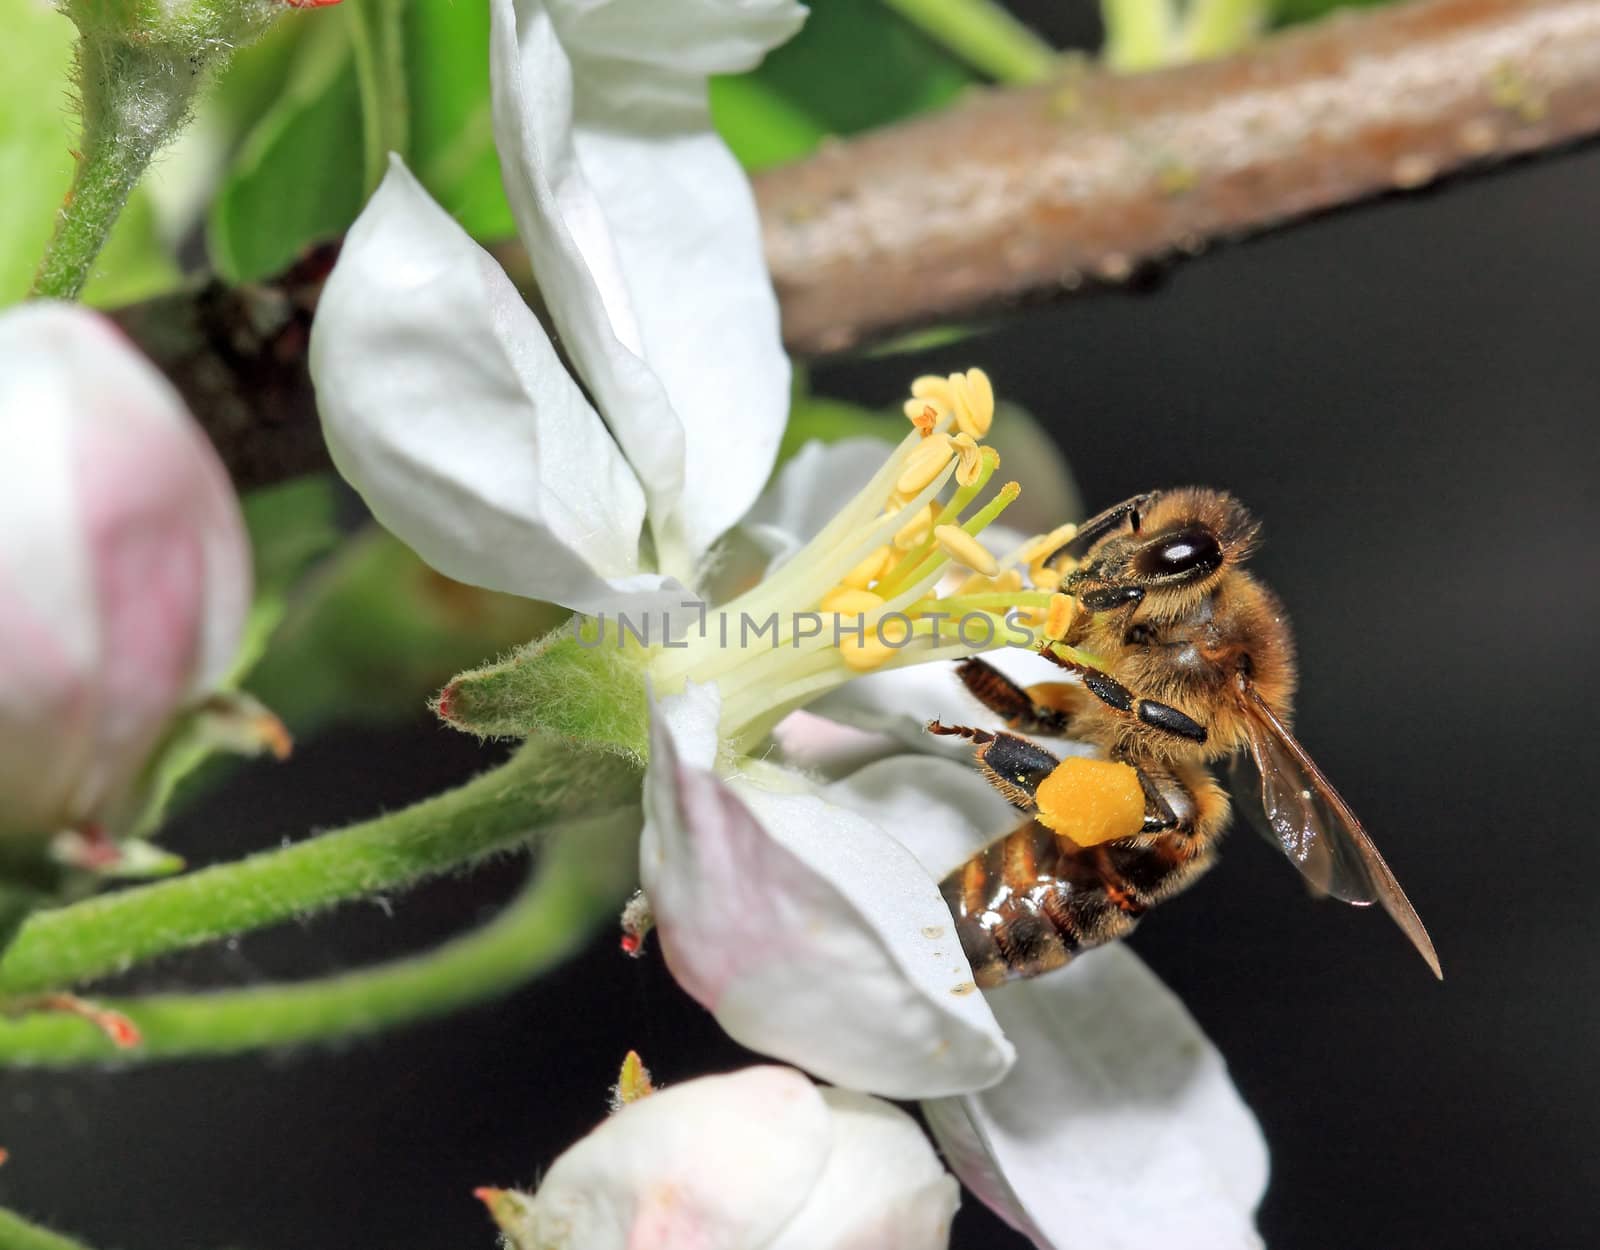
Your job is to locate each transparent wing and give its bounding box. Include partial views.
[1228,685,1441,978]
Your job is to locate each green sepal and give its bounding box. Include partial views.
[435,626,651,761]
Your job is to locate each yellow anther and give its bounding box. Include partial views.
[1014,602,1050,629]
[838,613,914,671]
[951,433,986,486]
[1044,591,1076,640]
[902,399,940,436]
[911,375,955,409]
[956,567,1025,597]
[896,433,955,496]
[841,545,892,590]
[948,369,995,439]
[1020,521,1078,565]
[893,502,935,551]
[1028,558,1063,592]
[840,636,897,671]
[934,525,999,576]
[820,587,885,615]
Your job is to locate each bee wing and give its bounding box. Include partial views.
[1228,685,1442,978]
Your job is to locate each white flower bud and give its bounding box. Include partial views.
[0,303,250,843]
[483,1065,958,1250]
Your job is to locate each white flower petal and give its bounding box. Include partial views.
[551,0,808,81]
[821,755,1017,880]
[568,115,791,562]
[511,1066,829,1249]
[310,159,676,614]
[922,946,1270,1250]
[767,1088,960,1250]
[491,0,794,568]
[770,710,905,781]
[642,684,1015,1099]
[0,303,250,837]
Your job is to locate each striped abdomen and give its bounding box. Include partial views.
[940,820,1215,988]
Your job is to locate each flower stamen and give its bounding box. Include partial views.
[934,526,999,577]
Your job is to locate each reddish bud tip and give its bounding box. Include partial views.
[620,933,641,955]
[434,683,458,723]
[0,1148,10,1166]
[102,1011,142,1049]
[260,715,294,761]
[472,1186,502,1206]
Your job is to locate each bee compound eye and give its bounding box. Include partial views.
[1135,525,1224,582]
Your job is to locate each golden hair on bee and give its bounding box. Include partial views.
[931,487,1440,988]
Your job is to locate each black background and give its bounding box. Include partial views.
[6,28,1600,1250]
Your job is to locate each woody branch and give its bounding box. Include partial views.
[110,0,1600,485]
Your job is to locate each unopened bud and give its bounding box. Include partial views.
[0,304,252,847]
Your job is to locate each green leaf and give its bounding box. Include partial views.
[233,475,341,681]
[406,0,514,238]
[719,1,975,167]
[348,0,409,194]
[0,0,176,306]
[208,13,365,282]
[709,74,829,173]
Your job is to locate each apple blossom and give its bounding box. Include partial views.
[0,302,251,851]
[479,1063,959,1250]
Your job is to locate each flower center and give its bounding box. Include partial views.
[649,370,1080,749]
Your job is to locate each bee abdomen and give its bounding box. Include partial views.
[941,822,1208,988]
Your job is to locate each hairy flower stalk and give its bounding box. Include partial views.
[33,0,340,299]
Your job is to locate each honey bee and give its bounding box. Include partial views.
[932,487,1440,987]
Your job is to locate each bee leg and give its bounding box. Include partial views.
[927,722,1059,811]
[1133,763,1182,832]
[1034,643,1209,744]
[954,657,1075,735]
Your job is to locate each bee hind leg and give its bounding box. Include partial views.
[927,722,1059,812]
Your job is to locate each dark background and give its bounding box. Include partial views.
[6,36,1600,1250]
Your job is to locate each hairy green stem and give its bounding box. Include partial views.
[31,38,197,300]
[0,740,641,997]
[0,1208,95,1250]
[348,0,411,193]
[0,807,639,1067]
[881,0,1056,84]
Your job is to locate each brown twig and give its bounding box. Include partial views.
[112,0,1600,484]
[761,0,1600,352]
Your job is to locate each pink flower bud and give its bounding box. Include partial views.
[0,303,250,842]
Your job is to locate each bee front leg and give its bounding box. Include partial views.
[1035,643,1209,745]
